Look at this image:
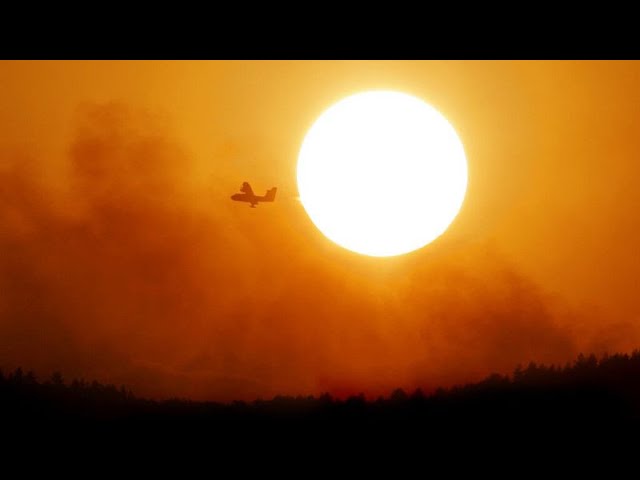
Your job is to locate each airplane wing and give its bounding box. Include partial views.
[240,182,254,195]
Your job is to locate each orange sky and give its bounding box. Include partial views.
[1,60,639,400]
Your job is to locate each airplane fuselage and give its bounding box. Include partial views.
[230,193,261,207]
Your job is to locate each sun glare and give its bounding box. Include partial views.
[297,90,468,257]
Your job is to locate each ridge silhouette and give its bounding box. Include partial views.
[3,350,640,445]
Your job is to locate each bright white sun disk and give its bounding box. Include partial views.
[297,91,468,257]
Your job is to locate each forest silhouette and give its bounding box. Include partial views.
[3,350,640,448]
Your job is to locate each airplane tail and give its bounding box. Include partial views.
[264,187,277,202]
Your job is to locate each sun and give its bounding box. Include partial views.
[297,90,468,257]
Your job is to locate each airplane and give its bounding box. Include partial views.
[231,182,277,208]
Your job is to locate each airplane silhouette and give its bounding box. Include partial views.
[231,182,277,208]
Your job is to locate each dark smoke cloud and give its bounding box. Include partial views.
[0,103,625,401]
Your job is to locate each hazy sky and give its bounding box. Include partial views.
[1,61,639,400]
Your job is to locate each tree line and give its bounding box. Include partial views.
[2,350,640,444]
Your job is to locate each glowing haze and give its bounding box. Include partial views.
[297,91,468,256]
[1,61,640,401]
